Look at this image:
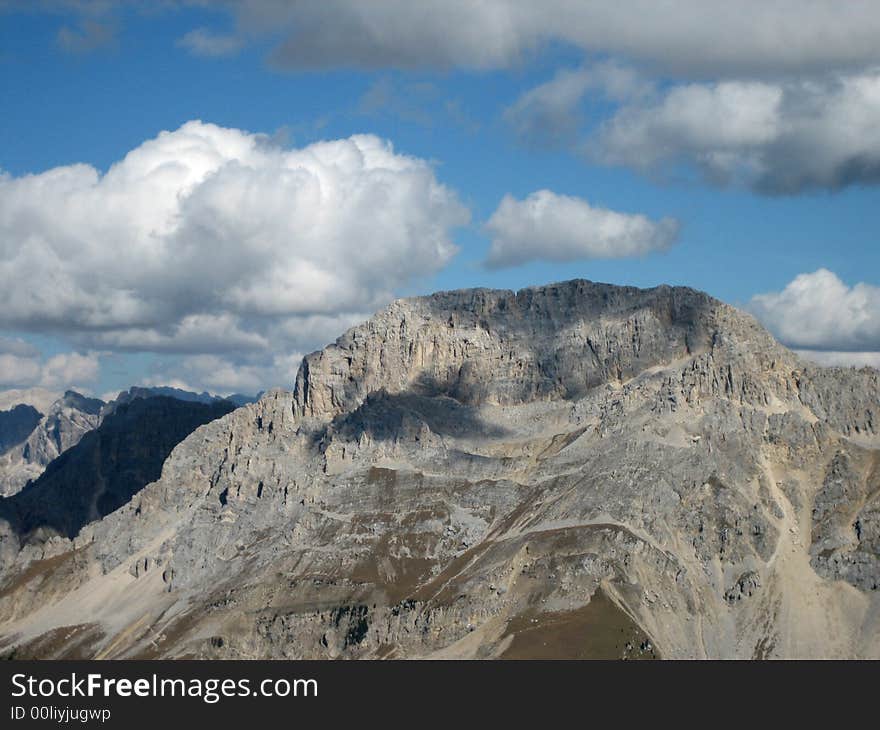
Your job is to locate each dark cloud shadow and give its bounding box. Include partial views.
[326,375,511,445]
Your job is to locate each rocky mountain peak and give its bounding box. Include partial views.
[293,279,789,422]
[58,391,104,416]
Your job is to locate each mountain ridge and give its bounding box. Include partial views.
[0,278,878,659]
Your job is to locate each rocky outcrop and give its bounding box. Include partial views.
[810,449,880,590]
[0,279,878,660]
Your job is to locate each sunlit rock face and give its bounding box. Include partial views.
[1,279,878,660]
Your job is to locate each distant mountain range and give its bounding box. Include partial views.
[0,405,42,455]
[103,386,259,414]
[0,391,104,498]
[0,396,236,544]
[0,386,258,497]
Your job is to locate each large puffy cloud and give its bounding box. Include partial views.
[181,352,302,395]
[137,351,305,397]
[484,190,679,269]
[749,269,880,352]
[190,1,880,78]
[0,354,42,389]
[0,121,469,393]
[0,338,44,388]
[592,72,880,193]
[0,121,469,355]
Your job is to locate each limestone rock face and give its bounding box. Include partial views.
[0,279,878,660]
[294,282,731,419]
[0,391,104,497]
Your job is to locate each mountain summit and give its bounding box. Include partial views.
[0,280,877,659]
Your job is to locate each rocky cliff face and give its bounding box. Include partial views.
[0,391,104,497]
[293,282,723,419]
[0,280,878,659]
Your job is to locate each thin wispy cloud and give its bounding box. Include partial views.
[177,27,243,58]
[56,19,116,54]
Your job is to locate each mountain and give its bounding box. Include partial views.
[0,391,105,497]
[0,397,236,548]
[0,405,43,455]
[102,386,259,417]
[0,280,877,659]
[226,392,263,407]
[0,386,256,498]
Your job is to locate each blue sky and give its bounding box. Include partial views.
[1,2,879,398]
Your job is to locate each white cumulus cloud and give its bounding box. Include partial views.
[0,345,101,391]
[0,121,469,358]
[180,353,303,395]
[593,72,880,193]
[38,351,101,389]
[749,269,880,351]
[484,190,679,269]
[0,354,43,389]
[795,350,880,369]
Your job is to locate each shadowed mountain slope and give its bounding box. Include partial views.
[0,405,43,455]
[0,397,235,542]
